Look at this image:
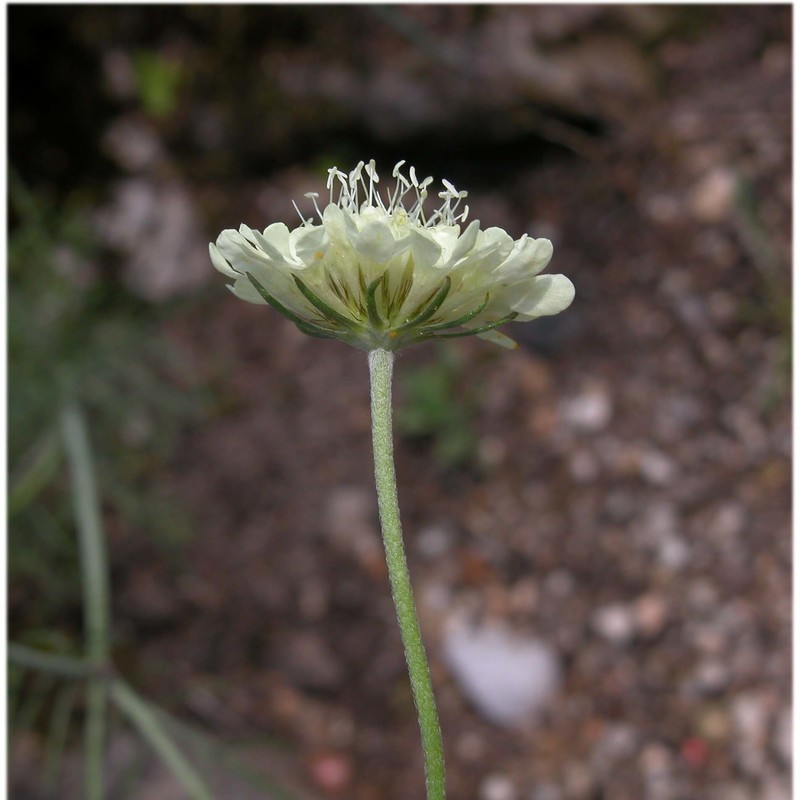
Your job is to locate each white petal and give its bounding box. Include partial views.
[322,204,348,243]
[458,227,514,271]
[238,223,258,246]
[216,229,269,272]
[351,219,402,263]
[251,223,298,266]
[406,228,442,270]
[448,220,481,265]
[289,225,330,263]
[209,242,239,278]
[510,274,575,319]
[495,237,553,281]
[228,276,267,304]
[427,225,460,263]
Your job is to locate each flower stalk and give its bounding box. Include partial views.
[368,348,446,800]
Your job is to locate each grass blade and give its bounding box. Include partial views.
[112,681,214,800]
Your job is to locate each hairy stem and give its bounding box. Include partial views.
[368,348,446,800]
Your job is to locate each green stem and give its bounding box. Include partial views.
[368,348,446,800]
[61,404,111,800]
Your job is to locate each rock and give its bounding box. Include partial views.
[732,691,771,776]
[655,534,690,570]
[733,692,771,745]
[759,775,792,800]
[325,486,382,565]
[94,177,210,300]
[708,783,751,800]
[443,622,561,727]
[530,784,564,800]
[638,448,676,486]
[277,632,345,691]
[103,116,164,171]
[685,659,731,696]
[560,383,613,433]
[708,502,746,540]
[636,503,690,570]
[639,742,672,779]
[592,723,639,769]
[689,167,737,223]
[568,448,600,483]
[308,751,353,795]
[480,773,518,800]
[592,603,636,645]
[633,593,668,638]
[416,523,454,560]
[773,707,791,763]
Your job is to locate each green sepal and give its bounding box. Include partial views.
[366,275,386,331]
[417,293,489,334]
[394,276,452,332]
[476,329,519,349]
[295,320,347,341]
[419,312,518,341]
[246,273,311,328]
[293,275,361,330]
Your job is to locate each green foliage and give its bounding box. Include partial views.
[132,50,183,118]
[8,172,203,625]
[396,344,478,470]
[8,404,295,799]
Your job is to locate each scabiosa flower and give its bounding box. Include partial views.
[210,160,574,351]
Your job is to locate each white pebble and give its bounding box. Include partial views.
[592,604,636,645]
[480,773,517,800]
[443,622,561,727]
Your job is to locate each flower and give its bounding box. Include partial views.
[210,160,574,351]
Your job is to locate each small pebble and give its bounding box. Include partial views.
[308,751,353,795]
[592,603,636,645]
[773,707,792,763]
[634,593,668,638]
[560,384,613,433]
[480,773,517,800]
[443,622,561,727]
[638,449,676,485]
[689,167,737,223]
[416,523,454,559]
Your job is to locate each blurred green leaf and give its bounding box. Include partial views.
[132,51,183,118]
[397,345,478,470]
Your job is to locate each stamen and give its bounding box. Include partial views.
[304,192,324,221]
[323,162,469,228]
[292,199,310,225]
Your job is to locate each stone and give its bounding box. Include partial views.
[560,383,612,433]
[773,707,791,764]
[634,593,668,638]
[592,603,636,645]
[443,622,561,728]
[689,167,737,223]
[638,449,676,486]
[480,773,518,800]
[325,486,382,564]
[416,523,454,559]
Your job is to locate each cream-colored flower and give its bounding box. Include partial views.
[210,160,574,351]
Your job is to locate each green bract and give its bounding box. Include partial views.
[210,160,575,351]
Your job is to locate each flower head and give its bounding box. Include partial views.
[210,160,574,351]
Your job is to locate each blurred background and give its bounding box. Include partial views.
[8,5,791,800]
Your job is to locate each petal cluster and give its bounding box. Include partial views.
[210,161,574,351]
